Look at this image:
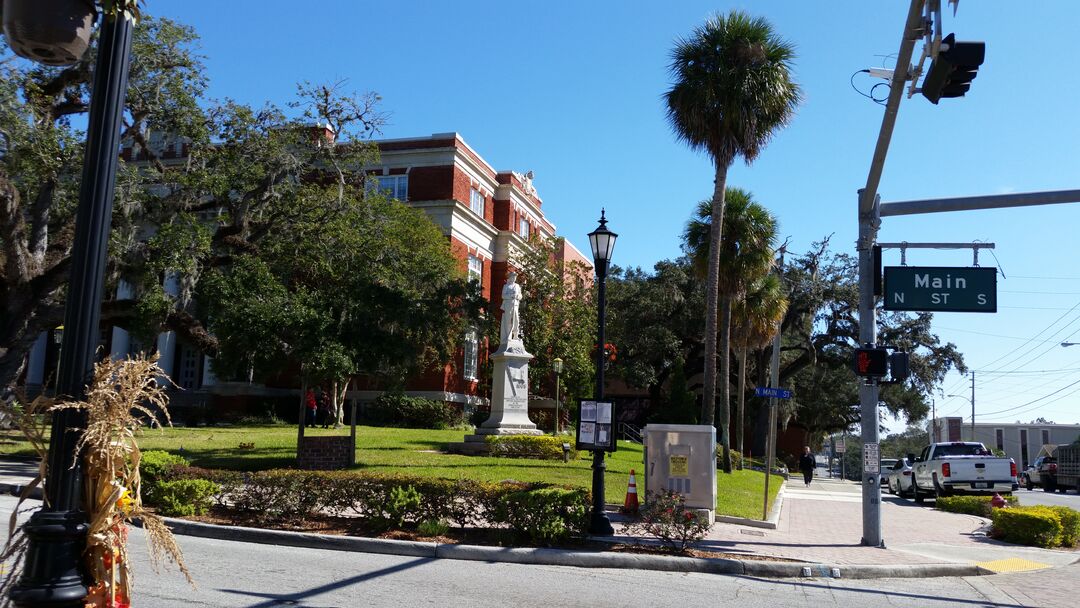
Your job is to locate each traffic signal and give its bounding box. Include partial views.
[921,33,985,104]
[889,351,910,382]
[853,347,889,377]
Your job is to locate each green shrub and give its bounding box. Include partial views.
[1050,506,1080,547]
[492,486,590,545]
[166,466,587,543]
[367,393,464,429]
[140,450,190,484]
[151,479,220,517]
[624,489,712,553]
[991,506,1064,548]
[230,470,325,522]
[380,485,422,530]
[935,494,1018,518]
[417,519,450,537]
[485,435,577,460]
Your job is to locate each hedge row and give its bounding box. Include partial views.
[141,451,589,545]
[484,435,578,460]
[364,393,464,429]
[935,494,1018,518]
[990,505,1080,548]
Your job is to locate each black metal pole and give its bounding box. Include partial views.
[589,258,614,536]
[11,13,134,608]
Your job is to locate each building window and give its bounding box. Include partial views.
[470,187,484,216]
[467,254,483,284]
[1019,429,1029,469]
[370,174,408,200]
[463,329,478,380]
[519,218,530,239]
[1041,429,1051,447]
[995,428,1004,452]
[178,343,201,390]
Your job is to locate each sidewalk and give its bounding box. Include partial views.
[2,457,1076,579]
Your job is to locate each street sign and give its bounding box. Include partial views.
[835,438,846,454]
[754,386,792,399]
[864,443,880,474]
[883,266,996,312]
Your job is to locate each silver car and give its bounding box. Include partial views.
[885,457,915,497]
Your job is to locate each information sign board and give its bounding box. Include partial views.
[577,399,616,452]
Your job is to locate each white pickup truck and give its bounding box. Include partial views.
[911,442,1018,503]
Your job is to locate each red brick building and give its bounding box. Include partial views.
[355,133,591,409]
[23,131,590,415]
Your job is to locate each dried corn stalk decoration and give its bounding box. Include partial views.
[0,354,194,607]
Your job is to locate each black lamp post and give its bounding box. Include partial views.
[10,12,134,607]
[587,209,617,536]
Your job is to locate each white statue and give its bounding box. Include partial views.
[500,272,522,344]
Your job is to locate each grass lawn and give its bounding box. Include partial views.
[0,424,780,518]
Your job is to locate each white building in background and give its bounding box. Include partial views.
[929,416,1080,468]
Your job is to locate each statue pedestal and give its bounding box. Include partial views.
[449,340,541,455]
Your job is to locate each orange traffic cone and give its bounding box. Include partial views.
[622,469,639,514]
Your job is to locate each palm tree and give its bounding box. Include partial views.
[665,11,800,448]
[684,188,779,471]
[732,273,788,466]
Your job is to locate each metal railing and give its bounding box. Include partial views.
[620,422,643,444]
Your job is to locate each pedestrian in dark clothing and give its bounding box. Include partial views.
[319,390,333,428]
[305,389,317,428]
[799,446,815,487]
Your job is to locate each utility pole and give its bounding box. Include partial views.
[970,371,976,440]
[857,0,1080,549]
[856,0,926,548]
[930,397,936,443]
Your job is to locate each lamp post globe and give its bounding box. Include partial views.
[587,209,617,536]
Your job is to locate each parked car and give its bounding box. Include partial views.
[911,442,1018,503]
[880,458,898,487]
[885,457,915,497]
[1022,455,1055,490]
[1043,444,1080,493]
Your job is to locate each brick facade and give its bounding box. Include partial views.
[296,435,355,470]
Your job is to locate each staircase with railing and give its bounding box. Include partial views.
[620,422,643,444]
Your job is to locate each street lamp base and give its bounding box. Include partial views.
[589,511,615,536]
[9,510,89,607]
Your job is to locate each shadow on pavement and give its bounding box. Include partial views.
[219,556,430,608]
[738,576,1024,607]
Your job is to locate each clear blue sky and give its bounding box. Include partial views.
[150,1,1080,434]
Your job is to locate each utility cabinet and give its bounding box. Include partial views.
[643,424,717,524]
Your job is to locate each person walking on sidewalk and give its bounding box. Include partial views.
[799,446,815,487]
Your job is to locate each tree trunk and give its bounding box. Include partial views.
[736,347,747,469]
[334,378,349,428]
[718,296,732,473]
[296,375,307,452]
[700,162,729,426]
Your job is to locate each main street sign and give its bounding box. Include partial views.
[883,266,996,313]
[755,387,792,399]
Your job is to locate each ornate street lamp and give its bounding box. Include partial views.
[8,9,135,607]
[587,209,617,536]
[552,357,563,435]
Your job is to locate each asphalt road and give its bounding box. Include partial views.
[1015,487,1080,508]
[0,495,1061,608]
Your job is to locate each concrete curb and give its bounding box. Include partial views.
[1,481,42,501]
[152,514,984,580]
[0,481,992,579]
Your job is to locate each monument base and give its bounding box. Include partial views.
[448,339,540,455]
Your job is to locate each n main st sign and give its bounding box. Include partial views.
[883,266,996,313]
